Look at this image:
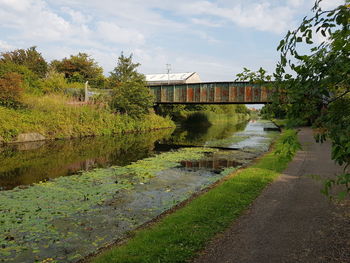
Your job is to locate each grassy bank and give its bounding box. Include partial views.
[92,129,300,263]
[0,95,174,142]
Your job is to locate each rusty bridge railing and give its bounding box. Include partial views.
[149,82,273,104]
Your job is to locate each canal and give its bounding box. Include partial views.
[0,119,279,262]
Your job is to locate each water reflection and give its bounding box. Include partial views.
[0,129,173,190]
[0,118,269,191]
[180,159,241,172]
[163,120,248,146]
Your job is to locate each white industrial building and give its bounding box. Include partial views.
[145,72,201,85]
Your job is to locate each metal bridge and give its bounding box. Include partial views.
[149,82,273,104]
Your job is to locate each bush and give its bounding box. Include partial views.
[109,53,154,117]
[0,72,24,108]
[50,53,106,89]
[0,62,40,93]
[0,46,48,78]
[39,70,85,100]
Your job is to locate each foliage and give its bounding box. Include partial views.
[0,61,39,93]
[235,67,272,83]
[275,0,350,196]
[235,67,286,119]
[109,53,154,117]
[157,104,250,122]
[50,53,105,89]
[0,94,174,141]
[0,72,24,108]
[109,53,142,85]
[274,130,301,161]
[168,116,249,147]
[0,46,48,78]
[93,130,299,263]
[39,70,85,99]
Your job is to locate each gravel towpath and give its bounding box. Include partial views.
[193,127,350,263]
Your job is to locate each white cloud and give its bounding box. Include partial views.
[0,0,318,80]
[0,0,33,12]
[96,22,145,45]
[61,7,91,25]
[0,0,73,41]
[173,1,298,34]
[288,0,304,8]
[0,40,14,51]
[319,0,345,10]
[191,18,223,27]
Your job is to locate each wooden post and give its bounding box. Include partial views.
[84,81,89,102]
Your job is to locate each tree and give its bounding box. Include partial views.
[0,61,39,93]
[0,46,48,78]
[50,53,105,89]
[0,72,23,108]
[235,67,272,83]
[235,67,284,118]
[276,0,350,197]
[109,53,154,117]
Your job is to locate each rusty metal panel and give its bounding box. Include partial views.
[161,86,166,102]
[253,85,261,102]
[261,86,268,102]
[187,86,194,102]
[229,84,237,102]
[220,83,229,102]
[175,84,187,102]
[215,86,221,102]
[208,84,215,102]
[165,86,174,102]
[200,84,207,102]
[237,84,245,102]
[174,85,180,102]
[245,86,253,102]
[191,84,200,102]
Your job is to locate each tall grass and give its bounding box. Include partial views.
[0,94,174,141]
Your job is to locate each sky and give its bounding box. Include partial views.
[0,0,344,81]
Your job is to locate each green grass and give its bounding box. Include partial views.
[0,94,175,141]
[92,129,300,263]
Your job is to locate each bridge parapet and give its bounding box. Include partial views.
[148,82,273,104]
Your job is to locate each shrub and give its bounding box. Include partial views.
[39,70,85,100]
[0,46,48,78]
[0,72,24,108]
[109,53,154,117]
[0,62,40,93]
[39,70,67,93]
[50,53,106,89]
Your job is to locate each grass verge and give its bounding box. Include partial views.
[92,129,300,263]
[0,94,175,141]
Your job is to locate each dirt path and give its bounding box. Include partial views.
[194,128,350,263]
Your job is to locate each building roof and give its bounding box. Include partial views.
[145,72,195,82]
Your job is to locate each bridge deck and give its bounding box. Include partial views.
[149,82,273,104]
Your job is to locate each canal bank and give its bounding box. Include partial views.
[194,128,350,263]
[0,119,280,262]
[91,129,299,263]
[0,95,175,144]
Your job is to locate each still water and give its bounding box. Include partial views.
[0,119,279,262]
[0,119,278,190]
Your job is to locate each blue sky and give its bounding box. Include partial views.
[0,0,344,81]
